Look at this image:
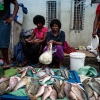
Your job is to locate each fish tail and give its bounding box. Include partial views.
[32,95,37,100]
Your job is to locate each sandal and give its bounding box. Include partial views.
[3,63,10,69]
[19,62,27,67]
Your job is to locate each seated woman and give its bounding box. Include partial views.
[43,19,65,68]
[19,15,48,66]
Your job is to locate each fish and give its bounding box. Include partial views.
[28,66,36,73]
[69,90,78,100]
[60,69,65,78]
[49,68,55,76]
[64,82,72,99]
[58,82,65,99]
[88,78,100,95]
[89,95,96,100]
[60,69,69,80]
[14,76,30,91]
[37,70,46,78]
[82,79,94,98]
[6,76,19,91]
[51,75,65,80]
[53,79,61,94]
[63,68,69,79]
[93,91,99,100]
[49,88,57,100]
[32,84,47,100]
[0,77,9,83]
[42,85,52,100]
[20,67,28,79]
[26,77,39,98]
[44,67,51,75]
[41,75,51,84]
[71,84,85,100]
[79,75,91,83]
[0,80,9,95]
[72,83,87,100]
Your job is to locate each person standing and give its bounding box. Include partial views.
[43,19,65,68]
[0,0,19,68]
[92,3,100,55]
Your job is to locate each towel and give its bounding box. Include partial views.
[10,3,28,24]
[77,66,98,77]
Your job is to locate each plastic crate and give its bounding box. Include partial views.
[0,69,81,100]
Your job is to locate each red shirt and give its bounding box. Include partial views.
[96,4,100,29]
[34,27,48,39]
[96,3,100,15]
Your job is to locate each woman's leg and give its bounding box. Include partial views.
[53,45,64,68]
[30,43,41,64]
[1,48,10,68]
[19,42,30,67]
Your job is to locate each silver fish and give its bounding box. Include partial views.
[82,79,94,98]
[0,80,9,95]
[26,77,39,98]
[32,84,47,100]
[88,78,100,95]
[41,75,51,84]
[69,90,78,100]
[60,69,65,78]
[93,91,99,100]
[0,77,9,83]
[53,79,61,94]
[37,70,46,78]
[14,76,30,91]
[44,67,51,75]
[71,84,85,100]
[63,68,69,79]
[20,68,28,79]
[58,82,65,99]
[49,68,55,76]
[42,85,52,100]
[50,88,57,100]
[6,76,19,91]
[64,82,71,99]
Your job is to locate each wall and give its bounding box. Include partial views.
[17,0,98,47]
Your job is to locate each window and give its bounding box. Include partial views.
[46,0,61,28]
[91,0,100,3]
[73,0,85,31]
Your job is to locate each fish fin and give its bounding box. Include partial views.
[32,95,37,100]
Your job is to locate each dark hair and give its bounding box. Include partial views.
[50,19,61,29]
[33,15,45,25]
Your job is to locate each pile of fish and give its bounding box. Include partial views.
[82,78,100,100]
[0,66,87,100]
[29,79,87,100]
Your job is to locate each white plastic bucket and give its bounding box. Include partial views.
[70,52,86,71]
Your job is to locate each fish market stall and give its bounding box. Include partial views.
[0,67,91,100]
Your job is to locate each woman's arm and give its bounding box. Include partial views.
[25,32,35,42]
[4,0,19,24]
[92,13,100,38]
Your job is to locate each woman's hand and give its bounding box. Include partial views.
[49,40,54,44]
[4,16,14,24]
[92,31,97,38]
[27,40,34,44]
[27,39,40,44]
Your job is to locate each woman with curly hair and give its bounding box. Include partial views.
[19,15,48,66]
[43,19,65,68]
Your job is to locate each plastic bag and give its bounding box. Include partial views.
[39,43,52,64]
